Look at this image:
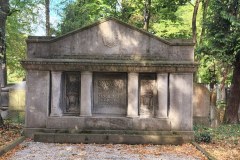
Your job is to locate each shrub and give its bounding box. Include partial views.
[195,132,212,143]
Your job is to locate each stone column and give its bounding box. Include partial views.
[80,71,92,116]
[169,73,193,131]
[156,73,168,118]
[50,71,63,117]
[127,73,139,117]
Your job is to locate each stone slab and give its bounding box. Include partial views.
[193,84,210,117]
[93,73,127,115]
[34,133,184,145]
[9,89,25,111]
[46,117,171,131]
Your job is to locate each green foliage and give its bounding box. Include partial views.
[195,132,212,143]
[194,124,240,144]
[194,125,212,143]
[152,3,194,39]
[196,0,239,85]
[198,0,240,63]
[59,0,118,34]
[58,0,191,36]
[6,0,42,83]
[6,17,27,83]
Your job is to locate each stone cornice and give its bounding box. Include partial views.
[21,59,198,73]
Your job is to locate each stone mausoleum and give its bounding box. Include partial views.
[22,18,197,144]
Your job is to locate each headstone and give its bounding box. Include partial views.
[193,83,210,125]
[8,81,26,123]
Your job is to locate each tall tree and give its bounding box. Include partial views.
[0,0,10,127]
[202,0,240,123]
[191,0,200,44]
[45,0,50,36]
[199,0,209,45]
[0,0,44,126]
[0,0,10,87]
[143,0,151,31]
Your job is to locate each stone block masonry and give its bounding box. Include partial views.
[22,18,197,143]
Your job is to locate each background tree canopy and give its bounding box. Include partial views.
[58,0,191,37]
[1,0,240,123]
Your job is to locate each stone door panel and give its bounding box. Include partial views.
[93,73,127,115]
[64,72,80,115]
[139,74,158,117]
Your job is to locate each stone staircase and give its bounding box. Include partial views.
[34,130,185,145]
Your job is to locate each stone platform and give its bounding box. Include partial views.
[33,130,193,145]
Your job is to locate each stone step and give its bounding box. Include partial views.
[33,129,175,135]
[34,132,184,145]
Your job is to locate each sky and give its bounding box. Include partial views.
[33,0,72,36]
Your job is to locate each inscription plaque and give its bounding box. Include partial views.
[93,73,127,115]
[64,72,80,114]
[140,74,158,117]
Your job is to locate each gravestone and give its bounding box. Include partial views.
[22,18,197,143]
[193,83,211,125]
[8,82,26,123]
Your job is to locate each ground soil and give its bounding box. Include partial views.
[200,139,240,160]
[0,122,22,148]
[1,122,239,160]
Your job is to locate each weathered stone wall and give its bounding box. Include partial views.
[25,71,50,128]
[22,18,196,138]
[26,19,194,62]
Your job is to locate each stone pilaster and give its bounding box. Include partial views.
[25,71,50,128]
[127,73,139,117]
[50,71,63,117]
[156,73,168,118]
[80,71,92,116]
[169,73,193,131]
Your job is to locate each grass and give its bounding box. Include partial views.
[194,124,240,144]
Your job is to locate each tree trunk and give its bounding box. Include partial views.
[199,0,209,45]
[0,113,4,127]
[45,0,50,36]
[0,82,3,127]
[0,0,10,87]
[143,0,151,31]
[224,55,240,124]
[192,0,200,44]
[223,0,240,124]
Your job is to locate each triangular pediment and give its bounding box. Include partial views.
[27,18,194,61]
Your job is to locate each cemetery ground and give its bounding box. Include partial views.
[0,122,239,160]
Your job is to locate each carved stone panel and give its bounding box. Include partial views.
[64,72,80,115]
[93,73,127,115]
[139,74,158,117]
